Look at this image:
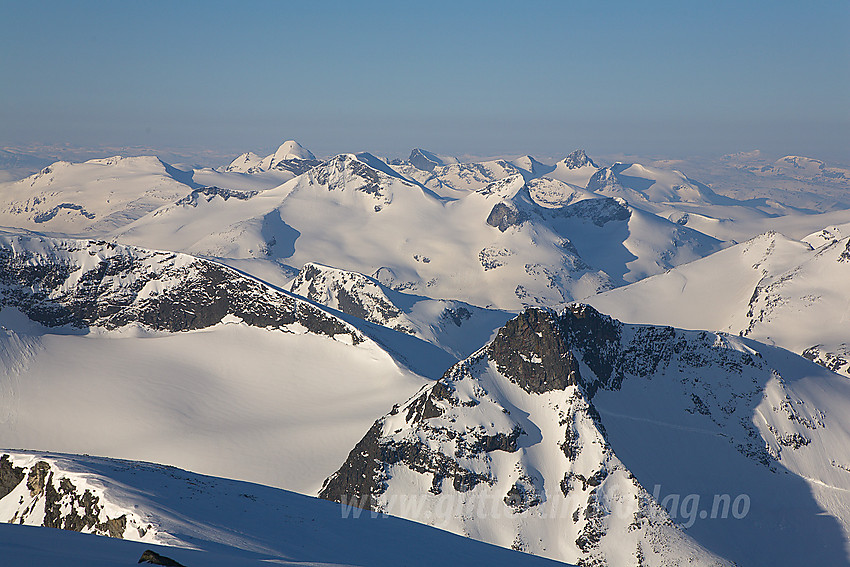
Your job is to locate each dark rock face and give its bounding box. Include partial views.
[561,149,597,170]
[311,155,390,203]
[408,148,441,172]
[489,308,583,394]
[27,461,51,496]
[271,158,321,176]
[138,549,186,567]
[489,306,622,397]
[839,240,850,263]
[0,454,24,499]
[486,202,526,232]
[2,458,129,539]
[318,421,391,510]
[176,186,259,206]
[319,371,523,508]
[0,238,360,343]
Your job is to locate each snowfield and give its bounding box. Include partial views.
[1,141,849,566]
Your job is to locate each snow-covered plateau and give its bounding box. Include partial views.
[1,141,848,566]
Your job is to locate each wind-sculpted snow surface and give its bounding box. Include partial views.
[320,305,850,566]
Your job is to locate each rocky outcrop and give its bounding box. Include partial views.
[409,148,442,172]
[0,454,24,499]
[319,305,798,566]
[802,344,849,376]
[486,202,526,232]
[0,455,151,540]
[138,549,186,566]
[0,236,360,343]
[290,262,407,332]
[561,149,597,170]
[175,186,259,206]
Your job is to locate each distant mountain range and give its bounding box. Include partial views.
[1,141,848,566]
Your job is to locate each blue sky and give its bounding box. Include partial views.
[1,0,847,162]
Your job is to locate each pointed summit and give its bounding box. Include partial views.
[547,149,600,186]
[561,149,597,170]
[271,140,316,162]
[408,148,458,172]
[255,140,317,171]
[408,148,443,172]
[224,152,263,173]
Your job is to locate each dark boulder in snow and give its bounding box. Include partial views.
[138,549,186,566]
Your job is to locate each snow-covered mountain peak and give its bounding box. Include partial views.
[301,152,413,204]
[0,155,196,235]
[546,151,600,186]
[271,140,316,162]
[475,173,527,200]
[506,155,554,179]
[224,151,263,173]
[777,155,826,169]
[247,140,320,174]
[84,155,168,169]
[560,149,597,170]
[289,261,512,359]
[320,304,850,566]
[285,152,433,214]
[408,148,458,172]
[525,177,597,208]
[587,161,723,206]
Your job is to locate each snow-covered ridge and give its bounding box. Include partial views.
[0,233,433,493]
[0,233,360,341]
[290,261,513,359]
[0,154,199,235]
[0,453,166,545]
[225,140,319,174]
[589,230,850,376]
[320,305,850,566]
[0,451,567,567]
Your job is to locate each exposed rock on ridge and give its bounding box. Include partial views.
[0,235,360,342]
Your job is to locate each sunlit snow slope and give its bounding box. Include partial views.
[0,451,567,567]
[0,234,427,493]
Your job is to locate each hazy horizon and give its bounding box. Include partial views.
[2,1,848,164]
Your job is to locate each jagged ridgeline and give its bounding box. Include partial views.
[0,234,358,340]
[320,305,850,566]
[0,454,147,540]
